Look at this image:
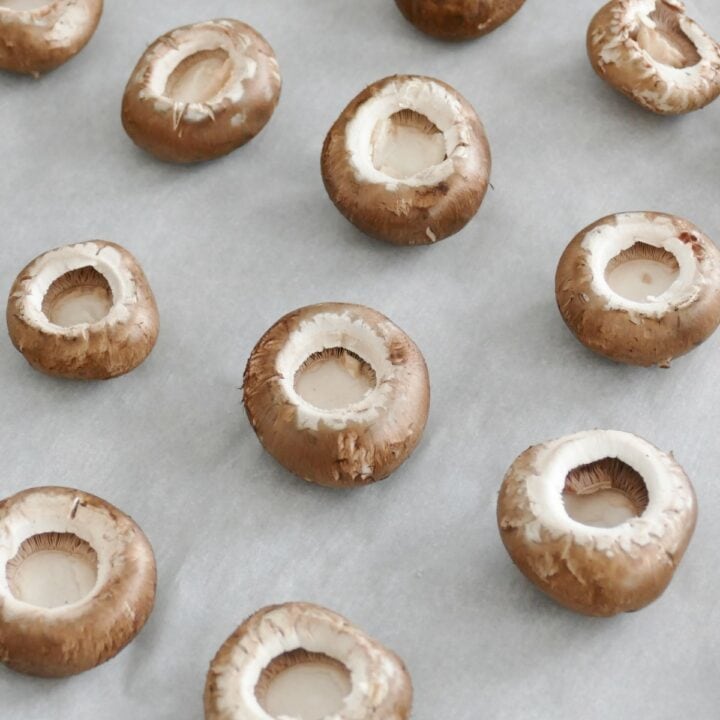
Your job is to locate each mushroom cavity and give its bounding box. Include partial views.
[394,0,527,40]
[497,430,697,616]
[587,0,720,114]
[555,212,720,366]
[0,486,156,677]
[122,19,281,163]
[0,0,103,76]
[243,303,430,487]
[204,603,413,720]
[321,75,491,245]
[6,240,159,379]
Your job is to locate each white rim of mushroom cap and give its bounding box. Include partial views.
[345,76,476,191]
[0,1,97,43]
[582,212,706,318]
[207,603,409,720]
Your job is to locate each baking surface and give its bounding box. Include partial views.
[1,1,719,718]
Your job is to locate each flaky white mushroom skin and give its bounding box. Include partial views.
[243,303,430,488]
[0,0,103,75]
[122,19,281,163]
[0,486,156,677]
[322,75,491,246]
[497,430,697,616]
[6,240,159,379]
[556,212,720,367]
[204,602,413,720]
[588,0,720,114]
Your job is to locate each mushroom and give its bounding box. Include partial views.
[6,239,159,379]
[395,0,526,40]
[243,303,430,488]
[122,19,281,163]
[0,0,103,76]
[555,212,720,367]
[204,602,413,720]
[497,430,697,616]
[0,486,156,677]
[587,0,720,114]
[321,75,491,246]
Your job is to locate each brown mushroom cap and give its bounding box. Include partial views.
[204,602,413,720]
[587,0,720,114]
[121,19,281,163]
[0,486,156,677]
[0,0,102,75]
[321,75,491,246]
[555,212,720,367]
[243,303,430,488]
[395,0,526,40]
[497,430,697,617]
[6,239,159,380]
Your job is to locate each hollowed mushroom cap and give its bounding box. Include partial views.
[122,19,281,163]
[395,0,526,40]
[6,240,159,380]
[587,0,720,114]
[0,0,103,75]
[204,602,413,720]
[0,486,156,677]
[497,430,697,616]
[555,211,720,367]
[321,75,491,246]
[243,303,430,488]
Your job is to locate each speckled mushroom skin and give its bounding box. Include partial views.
[122,20,281,163]
[555,213,720,367]
[497,441,697,617]
[321,75,490,246]
[6,240,159,380]
[395,0,525,40]
[0,0,103,75]
[0,487,156,677]
[243,303,430,488]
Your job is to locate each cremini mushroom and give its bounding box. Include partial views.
[587,0,720,114]
[555,212,720,367]
[122,19,281,163]
[0,486,156,677]
[497,430,697,616]
[0,0,103,76]
[204,602,413,720]
[395,0,526,40]
[321,75,491,245]
[6,239,159,379]
[243,303,430,488]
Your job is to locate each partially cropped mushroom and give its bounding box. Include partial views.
[122,19,281,163]
[321,75,491,246]
[6,240,159,379]
[0,486,156,677]
[555,212,720,367]
[243,303,430,487]
[204,602,413,720]
[395,0,526,40]
[0,0,103,76]
[587,0,720,114]
[497,430,697,616]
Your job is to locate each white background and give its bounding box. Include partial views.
[1,1,720,718]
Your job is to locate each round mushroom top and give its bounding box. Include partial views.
[0,1,94,42]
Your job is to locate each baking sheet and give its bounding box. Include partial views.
[1,1,720,718]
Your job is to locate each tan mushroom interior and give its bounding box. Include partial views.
[0,1,51,9]
[165,48,234,104]
[5,532,98,609]
[256,649,352,720]
[371,109,447,179]
[294,347,377,410]
[604,242,679,302]
[563,458,649,528]
[41,266,114,327]
[633,1,701,68]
